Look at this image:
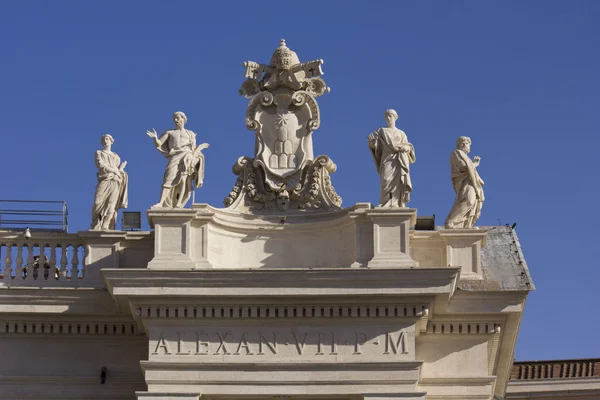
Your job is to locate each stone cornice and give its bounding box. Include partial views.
[103,267,460,299]
[506,376,600,397]
[141,360,424,370]
[0,287,117,314]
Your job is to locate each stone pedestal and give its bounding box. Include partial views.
[439,228,488,279]
[349,202,375,268]
[366,208,418,268]
[147,208,213,270]
[78,230,128,287]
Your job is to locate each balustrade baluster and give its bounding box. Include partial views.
[71,245,80,279]
[80,245,87,279]
[0,244,4,279]
[49,244,58,280]
[38,243,48,280]
[15,244,24,280]
[3,244,12,279]
[26,244,35,280]
[60,245,68,279]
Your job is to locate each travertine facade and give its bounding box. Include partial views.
[0,211,535,400]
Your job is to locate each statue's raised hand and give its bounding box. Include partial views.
[146,129,158,139]
[367,133,377,148]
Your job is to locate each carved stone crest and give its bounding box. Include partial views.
[224,40,341,212]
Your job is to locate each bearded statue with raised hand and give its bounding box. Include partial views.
[146,111,209,209]
[445,136,485,229]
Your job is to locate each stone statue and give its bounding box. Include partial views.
[224,39,341,213]
[146,112,209,208]
[91,134,128,230]
[367,109,416,207]
[445,136,484,228]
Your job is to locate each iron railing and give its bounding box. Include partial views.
[0,200,68,233]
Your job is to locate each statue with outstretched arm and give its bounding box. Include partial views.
[146,111,209,208]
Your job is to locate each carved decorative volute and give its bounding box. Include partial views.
[225,39,340,213]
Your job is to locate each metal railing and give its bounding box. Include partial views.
[0,200,68,233]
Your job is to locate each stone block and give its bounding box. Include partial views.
[439,229,487,279]
[366,208,418,268]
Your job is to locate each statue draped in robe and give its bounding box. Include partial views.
[91,134,128,230]
[368,110,416,207]
[445,136,484,228]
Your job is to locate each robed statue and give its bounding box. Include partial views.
[146,111,209,208]
[445,136,485,228]
[367,109,416,207]
[91,134,128,230]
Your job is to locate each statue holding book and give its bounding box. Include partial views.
[146,111,209,208]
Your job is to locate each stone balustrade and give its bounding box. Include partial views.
[0,233,84,283]
[511,358,600,380]
[0,230,153,288]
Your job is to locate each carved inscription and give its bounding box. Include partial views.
[151,328,413,361]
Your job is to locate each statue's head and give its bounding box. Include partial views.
[277,189,290,211]
[456,136,472,153]
[100,133,114,147]
[270,39,300,70]
[173,111,188,128]
[384,109,398,126]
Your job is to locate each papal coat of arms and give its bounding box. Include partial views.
[224,40,342,212]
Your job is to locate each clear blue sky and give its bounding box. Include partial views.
[1,1,598,361]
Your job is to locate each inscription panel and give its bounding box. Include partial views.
[148,323,415,363]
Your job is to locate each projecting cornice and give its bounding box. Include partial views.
[103,267,460,300]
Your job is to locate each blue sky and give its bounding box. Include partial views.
[1,1,598,361]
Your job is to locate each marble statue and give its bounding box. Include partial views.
[445,136,484,228]
[91,134,128,230]
[224,39,341,212]
[146,112,209,208]
[368,109,416,207]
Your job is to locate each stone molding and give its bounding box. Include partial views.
[419,376,497,400]
[140,360,424,396]
[506,376,600,398]
[104,268,460,300]
[0,319,142,336]
[425,321,502,335]
[135,303,429,320]
[136,394,200,400]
